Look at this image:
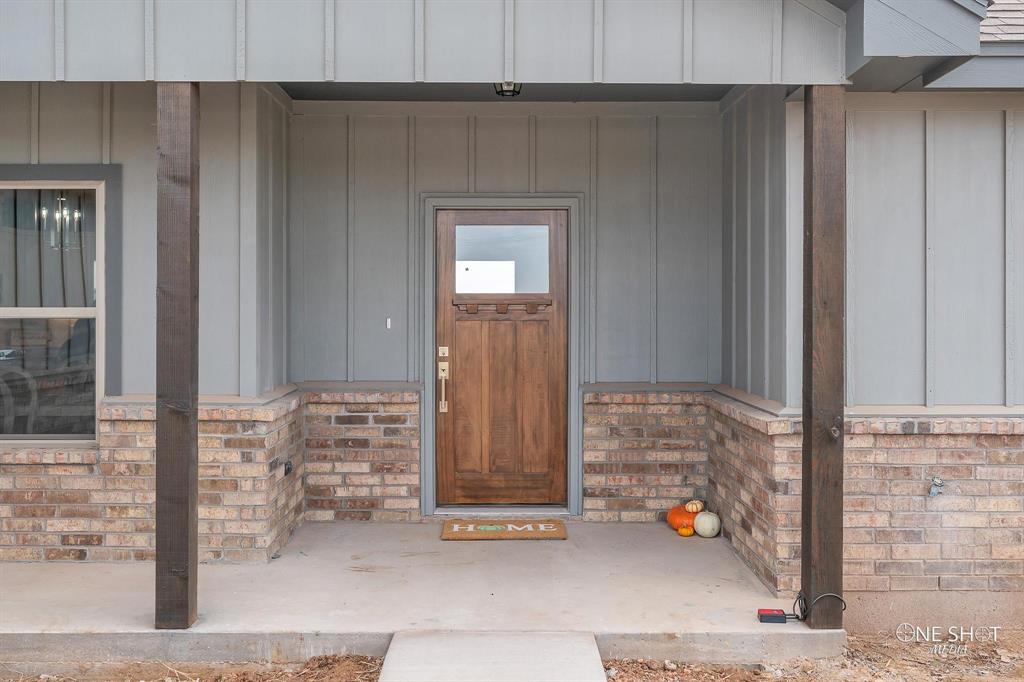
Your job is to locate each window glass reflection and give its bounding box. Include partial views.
[0,318,95,438]
[455,224,549,294]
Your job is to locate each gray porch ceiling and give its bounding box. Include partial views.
[280,82,734,102]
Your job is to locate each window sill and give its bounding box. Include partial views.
[0,439,98,450]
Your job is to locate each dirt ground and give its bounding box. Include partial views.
[0,656,383,682]
[605,631,1024,682]
[2,632,1021,682]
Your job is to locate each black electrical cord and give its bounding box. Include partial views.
[785,591,847,622]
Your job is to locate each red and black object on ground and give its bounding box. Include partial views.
[757,608,788,624]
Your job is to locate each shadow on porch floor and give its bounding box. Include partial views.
[0,522,844,664]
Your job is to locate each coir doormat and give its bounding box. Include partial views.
[441,519,567,540]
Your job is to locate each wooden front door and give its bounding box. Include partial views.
[435,209,568,505]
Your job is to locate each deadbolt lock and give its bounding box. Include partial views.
[438,346,449,357]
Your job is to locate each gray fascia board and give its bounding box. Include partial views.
[861,0,982,58]
[981,43,1024,57]
[845,0,871,78]
[846,0,990,85]
[950,0,991,19]
[923,53,1024,89]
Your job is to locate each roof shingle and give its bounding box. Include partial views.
[981,0,1024,41]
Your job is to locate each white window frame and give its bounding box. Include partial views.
[0,180,105,444]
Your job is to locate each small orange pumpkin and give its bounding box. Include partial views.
[684,499,705,513]
[666,505,699,531]
[678,526,695,537]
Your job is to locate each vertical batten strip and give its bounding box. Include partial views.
[346,115,355,381]
[504,0,515,83]
[280,102,289,386]
[238,85,260,396]
[528,115,537,193]
[763,94,773,396]
[324,0,336,81]
[925,109,936,407]
[1006,110,1017,406]
[592,0,604,83]
[468,116,477,193]
[264,95,275,391]
[293,118,308,382]
[30,84,40,164]
[729,102,737,384]
[649,116,658,383]
[235,0,246,81]
[102,83,113,164]
[749,93,757,391]
[708,111,724,384]
[682,0,694,83]
[588,116,598,382]
[407,115,417,381]
[144,0,155,80]
[770,0,783,84]
[53,0,65,81]
[845,110,856,406]
[414,0,425,82]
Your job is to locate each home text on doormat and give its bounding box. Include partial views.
[440,519,567,540]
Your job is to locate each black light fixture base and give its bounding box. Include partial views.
[493,81,523,97]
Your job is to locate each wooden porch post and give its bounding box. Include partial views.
[155,82,200,629]
[801,84,845,630]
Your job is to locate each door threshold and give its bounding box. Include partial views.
[433,505,571,517]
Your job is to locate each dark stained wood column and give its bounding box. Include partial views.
[800,84,845,630]
[155,82,200,629]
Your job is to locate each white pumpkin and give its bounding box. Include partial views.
[693,511,721,538]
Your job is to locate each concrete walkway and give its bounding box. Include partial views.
[0,522,844,665]
[378,631,606,682]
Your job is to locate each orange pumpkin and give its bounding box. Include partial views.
[666,506,699,531]
[678,526,695,537]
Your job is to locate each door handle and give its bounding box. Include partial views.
[438,361,449,413]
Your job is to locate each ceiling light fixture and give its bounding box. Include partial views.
[493,81,522,97]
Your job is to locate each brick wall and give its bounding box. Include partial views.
[3,380,1022,599]
[0,395,304,562]
[837,418,1023,594]
[303,391,421,522]
[707,395,796,591]
[707,394,1024,596]
[0,388,421,561]
[582,391,709,522]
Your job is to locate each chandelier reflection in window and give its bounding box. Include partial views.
[37,191,83,251]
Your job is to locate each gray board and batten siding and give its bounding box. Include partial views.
[720,86,793,407]
[843,95,1024,410]
[1,80,1021,410]
[0,0,845,86]
[286,101,723,387]
[0,81,289,397]
[721,87,1024,410]
[729,89,1024,409]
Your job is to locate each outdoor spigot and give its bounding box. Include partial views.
[928,476,944,497]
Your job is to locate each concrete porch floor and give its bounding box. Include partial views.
[0,522,844,665]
